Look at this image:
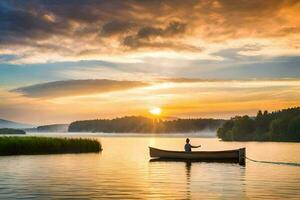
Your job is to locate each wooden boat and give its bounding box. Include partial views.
[149,147,246,165]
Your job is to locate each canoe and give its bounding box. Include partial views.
[149,147,246,165]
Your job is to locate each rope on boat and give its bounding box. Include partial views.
[245,156,300,167]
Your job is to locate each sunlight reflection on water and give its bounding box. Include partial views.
[0,134,299,199]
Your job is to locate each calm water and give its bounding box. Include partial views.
[0,133,299,199]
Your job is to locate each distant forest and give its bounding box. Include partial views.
[0,128,25,135]
[37,124,69,132]
[217,107,300,142]
[68,116,225,133]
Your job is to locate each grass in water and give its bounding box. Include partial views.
[0,136,102,156]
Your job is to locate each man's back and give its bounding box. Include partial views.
[184,143,192,152]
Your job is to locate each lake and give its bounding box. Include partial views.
[0,133,299,199]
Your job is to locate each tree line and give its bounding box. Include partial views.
[37,124,69,132]
[217,107,300,141]
[68,116,225,133]
[0,128,25,135]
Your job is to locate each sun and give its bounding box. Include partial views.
[149,107,161,116]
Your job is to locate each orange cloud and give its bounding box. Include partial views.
[1,0,299,63]
[12,79,148,98]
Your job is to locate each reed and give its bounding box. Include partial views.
[0,136,102,156]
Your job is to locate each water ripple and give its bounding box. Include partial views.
[0,136,299,199]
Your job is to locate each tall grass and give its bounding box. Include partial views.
[0,136,102,156]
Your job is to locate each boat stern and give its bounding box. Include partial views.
[238,148,246,166]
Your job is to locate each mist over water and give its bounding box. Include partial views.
[0,133,299,199]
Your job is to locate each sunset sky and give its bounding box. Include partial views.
[1,0,300,124]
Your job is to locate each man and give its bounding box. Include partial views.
[184,138,201,152]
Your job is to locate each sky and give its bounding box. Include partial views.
[1,0,300,125]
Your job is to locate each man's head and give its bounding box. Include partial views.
[186,138,190,143]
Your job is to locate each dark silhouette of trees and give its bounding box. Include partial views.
[0,128,25,134]
[68,116,225,133]
[217,107,300,142]
[288,116,300,140]
[255,110,271,135]
[37,124,69,132]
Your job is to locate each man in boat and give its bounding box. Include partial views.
[184,138,201,152]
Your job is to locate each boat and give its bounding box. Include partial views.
[149,147,246,165]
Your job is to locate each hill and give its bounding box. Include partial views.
[0,119,34,129]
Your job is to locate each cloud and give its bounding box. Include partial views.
[1,0,300,124]
[122,21,187,49]
[0,1,298,62]
[100,20,135,37]
[1,1,299,44]
[2,78,300,124]
[136,21,186,39]
[0,0,299,65]
[11,79,148,98]
[158,77,209,83]
[0,1,68,45]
